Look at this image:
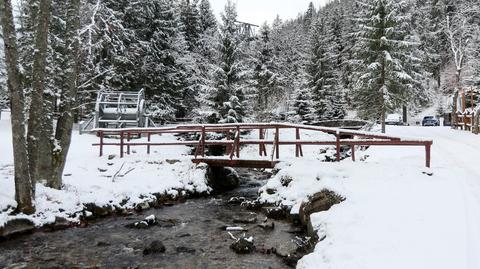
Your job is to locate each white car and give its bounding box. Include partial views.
[385,113,403,125]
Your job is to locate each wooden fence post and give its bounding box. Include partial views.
[425,142,431,168]
[259,128,263,156]
[201,126,206,157]
[120,131,124,158]
[295,128,303,157]
[275,127,280,159]
[236,125,240,158]
[147,133,151,154]
[99,131,104,157]
[336,133,341,162]
[351,145,355,162]
[127,132,131,155]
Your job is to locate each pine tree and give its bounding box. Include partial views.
[354,0,424,133]
[252,22,285,116]
[179,0,201,51]
[292,87,313,123]
[303,2,316,30]
[194,0,218,119]
[308,17,345,121]
[212,0,245,122]
[413,0,449,89]
[199,0,217,32]
[120,0,188,119]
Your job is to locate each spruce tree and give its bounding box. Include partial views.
[212,0,245,122]
[199,0,217,33]
[354,0,424,133]
[179,0,201,51]
[194,0,218,119]
[122,0,188,119]
[308,17,345,121]
[252,22,285,116]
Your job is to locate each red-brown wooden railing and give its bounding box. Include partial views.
[92,123,433,167]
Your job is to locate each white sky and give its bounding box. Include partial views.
[210,0,331,26]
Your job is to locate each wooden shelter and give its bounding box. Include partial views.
[452,87,480,134]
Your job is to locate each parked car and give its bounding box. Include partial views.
[422,116,440,126]
[385,113,403,125]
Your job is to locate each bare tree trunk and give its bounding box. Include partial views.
[51,0,81,188]
[0,0,35,214]
[38,99,54,182]
[452,91,459,129]
[27,0,51,182]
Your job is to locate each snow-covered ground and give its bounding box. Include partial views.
[256,125,480,269]
[2,110,480,269]
[0,112,209,227]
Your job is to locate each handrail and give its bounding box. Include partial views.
[92,123,433,167]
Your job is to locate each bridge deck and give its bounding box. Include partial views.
[192,158,279,169]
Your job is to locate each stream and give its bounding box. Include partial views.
[0,169,309,269]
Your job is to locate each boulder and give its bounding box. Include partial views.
[265,188,277,195]
[206,166,239,192]
[51,217,70,231]
[280,175,293,187]
[258,221,275,230]
[135,201,150,212]
[143,240,166,255]
[0,218,35,238]
[230,236,255,254]
[125,215,170,229]
[299,189,344,235]
[262,207,286,220]
[166,159,181,165]
[84,203,112,218]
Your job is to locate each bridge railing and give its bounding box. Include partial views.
[91,123,433,167]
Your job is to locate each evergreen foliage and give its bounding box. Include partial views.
[353,0,425,131]
[211,0,245,123]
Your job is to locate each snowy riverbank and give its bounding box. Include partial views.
[255,126,480,269]
[0,112,210,228]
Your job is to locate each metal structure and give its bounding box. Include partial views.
[92,123,433,168]
[236,21,259,40]
[94,90,148,128]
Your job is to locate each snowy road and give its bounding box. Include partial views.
[387,126,480,269]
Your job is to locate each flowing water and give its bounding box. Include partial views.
[0,169,308,269]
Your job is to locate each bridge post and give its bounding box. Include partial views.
[201,126,206,157]
[275,127,280,159]
[295,128,303,157]
[120,131,124,158]
[259,128,263,156]
[236,125,240,158]
[127,132,131,155]
[351,145,355,162]
[425,142,431,168]
[147,133,151,154]
[99,131,104,157]
[336,133,341,162]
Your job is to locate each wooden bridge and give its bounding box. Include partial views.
[92,123,433,168]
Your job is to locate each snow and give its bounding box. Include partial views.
[0,112,210,227]
[256,125,480,269]
[2,107,480,268]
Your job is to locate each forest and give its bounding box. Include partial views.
[0,0,479,214]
